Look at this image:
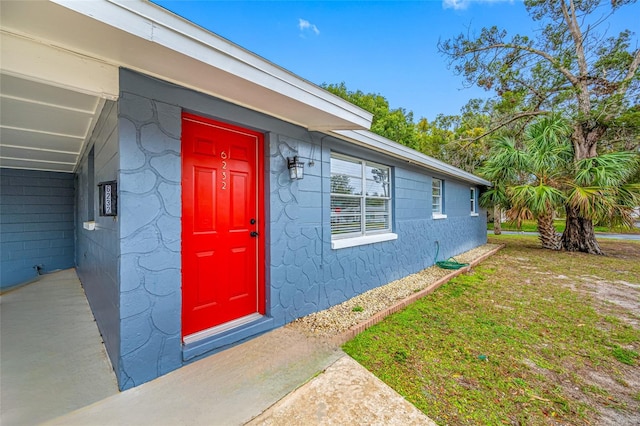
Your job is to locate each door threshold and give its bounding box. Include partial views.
[183,313,263,345]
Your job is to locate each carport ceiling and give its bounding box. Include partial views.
[0,73,106,173]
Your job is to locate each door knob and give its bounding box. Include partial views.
[250,231,259,237]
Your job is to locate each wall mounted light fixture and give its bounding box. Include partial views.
[287,156,304,180]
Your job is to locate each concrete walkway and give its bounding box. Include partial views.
[248,355,435,426]
[46,326,346,425]
[1,269,435,425]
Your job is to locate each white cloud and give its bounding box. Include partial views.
[298,18,320,36]
[443,0,514,10]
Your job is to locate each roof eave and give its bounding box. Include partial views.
[331,130,492,186]
[27,0,374,130]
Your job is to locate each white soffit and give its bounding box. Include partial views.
[332,130,492,186]
[0,32,120,100]
[0,8,119,173]
[0,69,108,173]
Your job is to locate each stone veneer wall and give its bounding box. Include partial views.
[111,69,486,389]
[117,84,183,390]
[267,136,487,325]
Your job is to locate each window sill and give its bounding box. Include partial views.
[331,233,398,250]
[470,213,479,217]
[432,214,448,220]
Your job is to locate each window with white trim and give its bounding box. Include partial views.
[470,187,478,215]
[432,178,445,218]
[330,153,391,239]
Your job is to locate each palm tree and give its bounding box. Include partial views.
[563,152,640,253]
[480,115,640,252]
[481,183,509,236]
[480,117,570,249]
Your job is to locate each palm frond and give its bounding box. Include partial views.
[479,186,509,209]
[574,151,640,187]
[525,115,573,179]
[616,183,640,208]
[510,183,564,216]
[600,183,640,229]
[505,206,533,226]
[481,136,532,183]
[565,185,618,222]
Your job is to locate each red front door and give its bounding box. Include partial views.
[181,113,264,338]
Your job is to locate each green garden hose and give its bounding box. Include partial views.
[434,241,470,270]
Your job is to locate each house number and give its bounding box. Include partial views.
[221,151,227,190]
[104,185,112,214]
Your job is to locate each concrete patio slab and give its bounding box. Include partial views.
[0,269,119,425]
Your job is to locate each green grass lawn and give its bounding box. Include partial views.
[488,219,640,234]
[343,235,640,425]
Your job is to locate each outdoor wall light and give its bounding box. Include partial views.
[287,156,304,180]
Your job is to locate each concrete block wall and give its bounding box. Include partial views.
[0,168,75,289]
[75,100,122,377]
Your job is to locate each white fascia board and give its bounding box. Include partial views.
[331,129,492,186]
[51,0,373,130]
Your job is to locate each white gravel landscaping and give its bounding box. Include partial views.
[291,243,502,337]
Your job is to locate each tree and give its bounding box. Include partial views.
[481,116,571,249]
[415,99,496,174]
[600,105,640,153]
[324,83,499,175]
[440,0,640,253]
[481,115,640,252]
[322,82,418,149]
[481,181,509,235]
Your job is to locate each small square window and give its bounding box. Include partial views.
[470,187,477,215]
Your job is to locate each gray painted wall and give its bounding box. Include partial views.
[75,100,121,377]
[0,168,75,289]
[116,85,183,390]
[104,69,486,389]
[268,135,487,325]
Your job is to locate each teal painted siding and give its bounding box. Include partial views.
[75,100,122,385]
[0,168,75,289]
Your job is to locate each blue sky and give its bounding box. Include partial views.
[153,0,639,122]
